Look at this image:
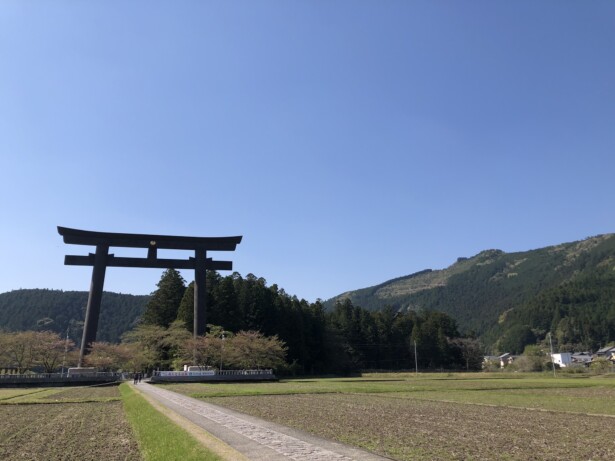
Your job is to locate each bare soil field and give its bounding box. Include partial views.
[41,385,121,401]
[0,387,140,461]
[209,393,615,460]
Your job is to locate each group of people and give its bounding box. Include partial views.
[133,372,142,384]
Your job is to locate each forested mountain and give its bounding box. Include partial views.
[0,275,480,374]
[490,265,615,353]
[3,233,614,369]
[326,234,615,352]
[0,289,148,343]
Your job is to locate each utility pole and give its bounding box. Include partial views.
[548,332,556,378]
[219,333,226,372]
[61,326,70,376]
[414,340,418,376]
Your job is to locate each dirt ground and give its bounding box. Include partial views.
[41,385,121,401]
[208,393,615,461]
[0,400,141,461]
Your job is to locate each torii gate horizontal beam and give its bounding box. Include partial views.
[65,254,233,271]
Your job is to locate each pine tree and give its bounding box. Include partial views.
[141,269,186,328]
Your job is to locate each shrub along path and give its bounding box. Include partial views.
[133,382,390,461]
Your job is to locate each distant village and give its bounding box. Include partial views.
[485,346,615,369]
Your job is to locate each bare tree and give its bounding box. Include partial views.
[34,331,75,373]
[0,331,38,373]
[226,331,287,370]
[84,342,132,371]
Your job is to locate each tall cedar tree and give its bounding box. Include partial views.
[141,269,186,328]
[176,282,195,331]
[176,271,222,332]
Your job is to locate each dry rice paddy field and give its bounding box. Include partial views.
[164,372,615,461]
[0,385,141,461]
[2,373,615,461]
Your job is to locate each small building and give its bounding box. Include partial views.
[482,356,500,369]
[551,352,572,368]
[596,346,615,358]
[499,353,515,368]
[571,352,592,366]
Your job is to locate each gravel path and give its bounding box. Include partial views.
[134,382,391,461]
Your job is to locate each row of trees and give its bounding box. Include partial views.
[0,327,287,374]
[0,330,148,373]
[1,269,484,374]
[135,269,483,373]
[118,323,287,372]
[0,330,76,373]
[328,300,483,371]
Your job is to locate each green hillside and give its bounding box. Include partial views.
[3,234,615,356]
[325,234,615,350]
[489,264,615,353]
[0,289,149,343]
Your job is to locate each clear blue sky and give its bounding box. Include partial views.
[1,1,614,302]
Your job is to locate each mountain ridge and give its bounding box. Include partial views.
[325,234,615,349]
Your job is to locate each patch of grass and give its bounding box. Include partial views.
[0,388,67,403]
[388,387,615,415]
[162,375,455,398]
[0,388,48,401]
[163,372,615,399]
[120,384,222,461]
[0,385,122,404]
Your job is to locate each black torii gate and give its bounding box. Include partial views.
[58,226,242,367]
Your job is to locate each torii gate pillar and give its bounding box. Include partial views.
[194,249,207,337]
[80,244,109,367]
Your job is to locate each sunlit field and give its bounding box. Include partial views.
[3,374,615,461]
[165,372,615,460]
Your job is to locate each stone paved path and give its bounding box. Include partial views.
[135,382,391,461]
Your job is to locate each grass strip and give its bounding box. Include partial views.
[0,388,50,402]
[120,383,223,461]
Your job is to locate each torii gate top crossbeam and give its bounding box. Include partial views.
[58,226,242,251]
